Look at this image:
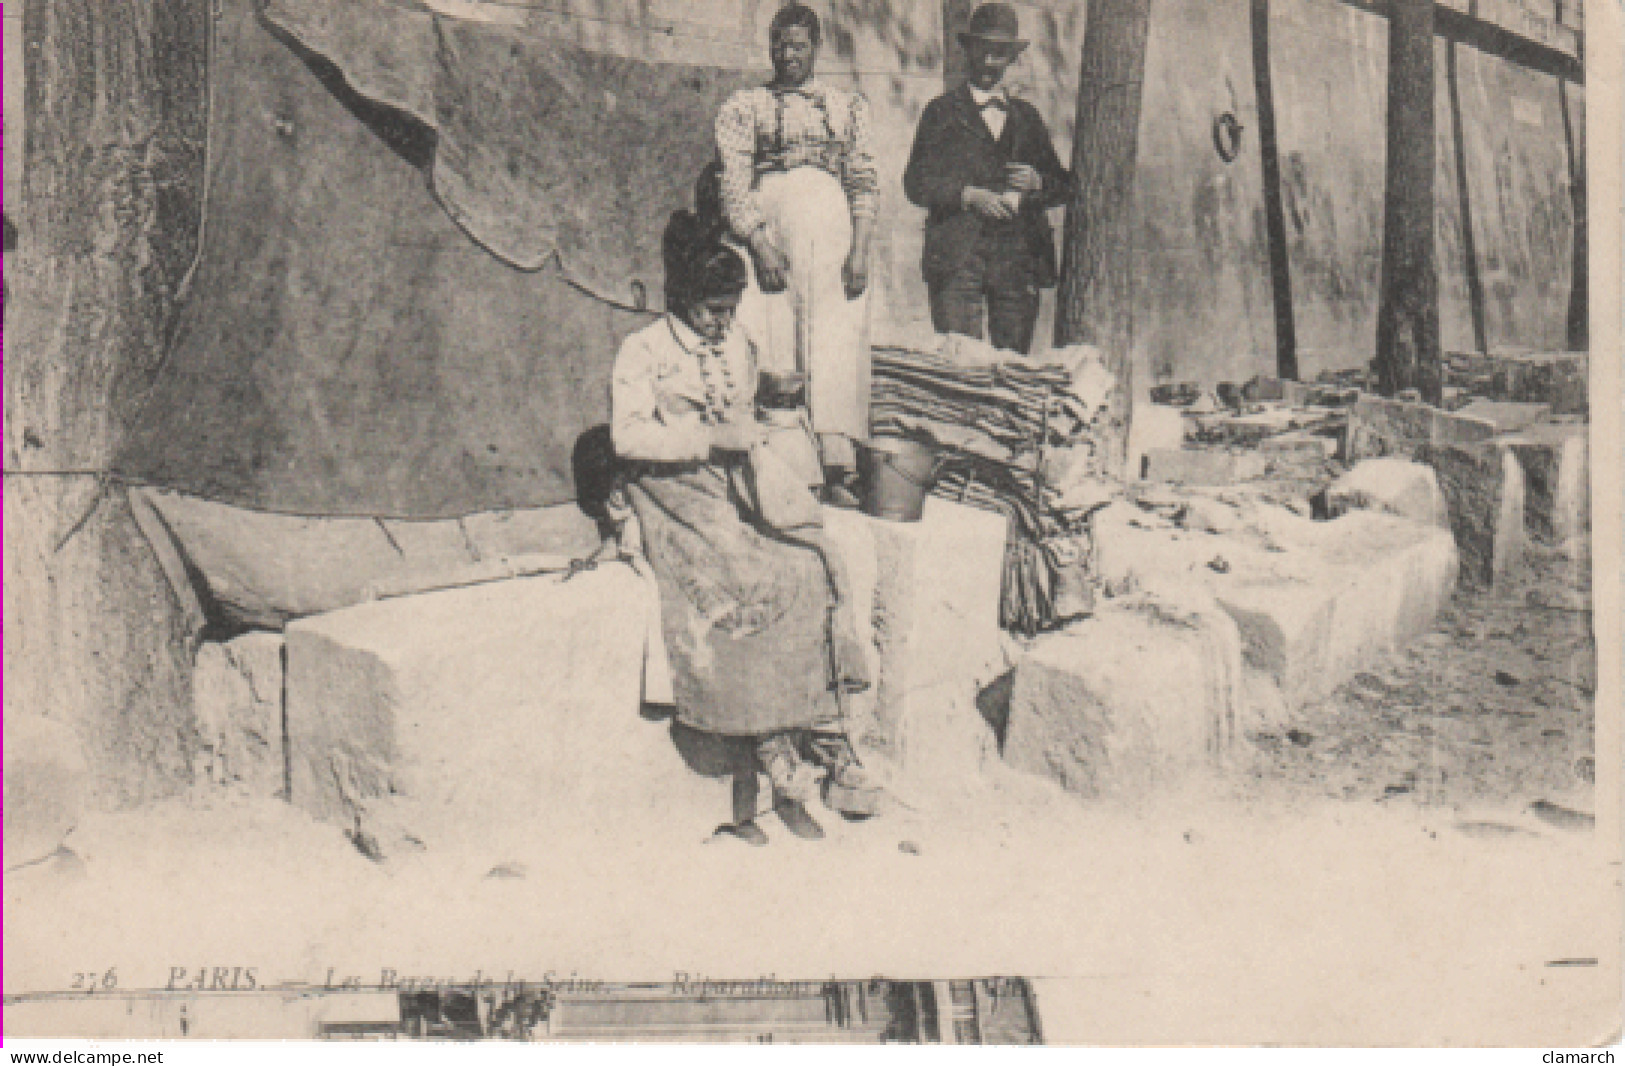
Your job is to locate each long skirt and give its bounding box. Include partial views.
[627,461,847,738]
[733,167,872,457]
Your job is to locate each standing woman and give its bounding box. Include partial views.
[612,213,871,845]
[714,3,879,507]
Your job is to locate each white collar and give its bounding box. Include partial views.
[770,76,824,97]
[967,84,1009,107]
[666,314,722,353]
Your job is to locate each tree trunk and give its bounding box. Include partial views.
[1055,0,1153,479]
[941,0,976,90]
[1374,0,1442,403]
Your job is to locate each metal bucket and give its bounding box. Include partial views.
[858,438,938,522]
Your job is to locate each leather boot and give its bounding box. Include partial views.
[772,795,825,840]
[806,732,883,819]
[713,743,768,846]
[757,732,824,840]
[757,732,820,804]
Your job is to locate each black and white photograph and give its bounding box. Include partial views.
[2,0,1619,1047]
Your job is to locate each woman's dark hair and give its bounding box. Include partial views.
[662,209,749,311]
[769,3,822,47]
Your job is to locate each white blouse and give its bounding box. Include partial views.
[611,315,758,463]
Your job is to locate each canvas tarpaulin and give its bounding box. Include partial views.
[119,0,759,517]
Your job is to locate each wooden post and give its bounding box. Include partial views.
[1054,0,1153,478]
[1445,39,1489,355]
[1559,77,1588,352]
[1250,0,1299,381]
[1374,0,1442,403]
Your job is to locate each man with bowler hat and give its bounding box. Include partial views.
[903,2,1074,354]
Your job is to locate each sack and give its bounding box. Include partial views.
[736,441,823,533]
[758,408,823,489]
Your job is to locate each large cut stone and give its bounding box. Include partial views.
[1502,422,1590,544]
[1002,592,1250,799]
[1483,352,1588,415]
[1142,448,1266,487]
[192,631,286,796]
[1323,458,1450,529]
[1347,395,1498,461]
[1127,403,1188,480]
[4,715,90,870]
[822,498,1008,807]
[1210,516,1458,709]
[1453,400,1552,435]
[1418,442,1527,588]
[284,564,724,854]
[1093,494,1458,710]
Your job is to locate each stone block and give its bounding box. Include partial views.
[192,632,287,796]
[1489,353,1588,415]
[1324,458,1450,529]
[1503,423,1590,544]
[1259,431,1341,477]
[1093,497,1458,711]
[1149,383,1202,406]
[1418,442,1527,589]
[823,498,1007,806]
[4,715,90,870]
[1211,515,1457,709]
[1002,592,1249,798]
[284,564,724,854]
[1281,380,1317,407]
[1142,448,1266,487]
[1347,396,1498,461]
[1128,403,1188,480]
[1243,375,1285,402]
[1453,400,1552,435]
[1213,407,1313,443]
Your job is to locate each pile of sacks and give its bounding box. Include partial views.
[869,335,1119,634]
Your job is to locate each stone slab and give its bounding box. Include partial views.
[284,564,724,854]
[1142,448,1267,487]
[1211,518,1457,709]
[1002,592,1249,799]
[1450,351,1588,415]
[1418,442,1527,589]
[1324,458,1451,529]
[1453,400,1552,435]
[192,632,286,796]
[4,715,91,870]
[1346,396,1499,462]
[1093,495,1459,711]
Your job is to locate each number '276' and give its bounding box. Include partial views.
[71,968,118,991]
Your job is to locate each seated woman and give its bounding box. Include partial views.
[611,213,877,846]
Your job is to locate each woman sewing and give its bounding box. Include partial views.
[713,3,878,508]
[611,213,878,846]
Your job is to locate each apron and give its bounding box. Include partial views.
[733,167,872,453]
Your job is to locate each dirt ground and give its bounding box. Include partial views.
[1236,537,1598,817]
[4,520,1613,1044]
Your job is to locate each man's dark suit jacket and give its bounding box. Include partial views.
[903,84,1074,288]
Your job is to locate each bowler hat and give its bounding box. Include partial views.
[958,3,1028,50]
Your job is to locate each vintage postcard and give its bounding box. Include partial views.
[3,0,1619,1047]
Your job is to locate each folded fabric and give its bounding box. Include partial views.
[869,342,1116,634]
